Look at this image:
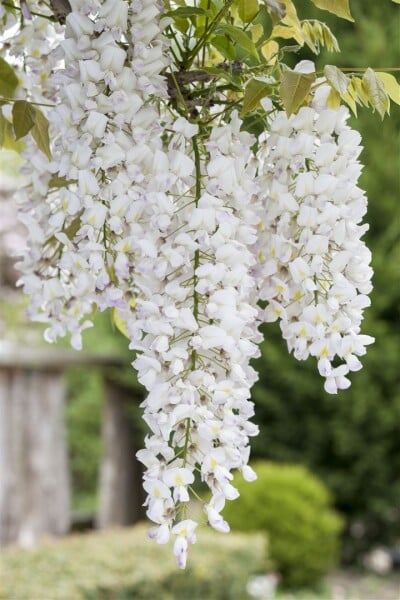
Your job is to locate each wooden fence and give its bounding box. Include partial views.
[0,342,144,547]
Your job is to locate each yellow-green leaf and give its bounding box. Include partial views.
[310,0,354,22]
[272,24,304,46]
[280,68,315,116]
[342,88,357,116]
[112,308,129,338]
[112,303,136,339]
[322,23,340,52]
[49,174,76,188]
[280,0,302,28]
[324,65,349,95]
[241,78,272,116]
[302,21,339,53]
[376,72,400,105]
[64,215,82,240]
[251,23,264,43]
[12,100,36,139]
[237,0,259,22]
[0,113,24,152]
[0,111,6,147]
[0,57,19,98]
[264,0,286,19]
[351,77,370,106]
[392,0,400,4]
[326,87,341,108]
[363,68,389,118]
[261,39,280,63]
[31,107,51,159]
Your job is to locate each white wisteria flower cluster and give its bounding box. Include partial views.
[130,112,262,567]
[9,0,374,569]
[256,91,374,394]
[17,0,170,350]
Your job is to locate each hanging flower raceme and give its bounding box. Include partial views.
[9,0,381,571]
[256,91,374,393]
[17,0,171,350]
[127,112,262,568]
[14,3,263,568]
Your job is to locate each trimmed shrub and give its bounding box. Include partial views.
[223,461,344,588]
[0,524,267,600]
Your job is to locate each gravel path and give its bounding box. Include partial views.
[327,571,400,600]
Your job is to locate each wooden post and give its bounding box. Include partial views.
[0,353,70,546]
[0,342,143,544]
[97,379,145,528]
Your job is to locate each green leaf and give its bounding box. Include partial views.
[279,68,315,116]
[215,24,259,59]
[309,0,354,22]
[210,35,236,60]
[31,107,51,159]
[376,72,400,105]
[0,57,19,98]
[241,78,272,116]
[237,0,259,22]
[363,68,389,118]
[12,100,36,139]
[252,5,273,46]
[49,174,76,188]
[324,65,349,95]
[392,0,400,3]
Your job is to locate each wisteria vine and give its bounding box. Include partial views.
[0,0,382,568]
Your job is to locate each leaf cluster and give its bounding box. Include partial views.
[161,0,400,135]
[2,0,400,158]
[0,57,51,157]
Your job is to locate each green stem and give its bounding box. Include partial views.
[192,133,202,331]
[0,96,56,107]
[168,70,191,117]
[167,25,185,64]
[2,2,55,20]
[183,0,235,69]
[201,0,212,67]
[183,135,203,468]
[318,67,400,75]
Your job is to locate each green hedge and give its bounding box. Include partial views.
[223,462,344,588]
[0,525,267,600]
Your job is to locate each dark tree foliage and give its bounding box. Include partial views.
[252,0,400,561]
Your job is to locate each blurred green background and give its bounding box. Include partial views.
[0,0,399,597]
